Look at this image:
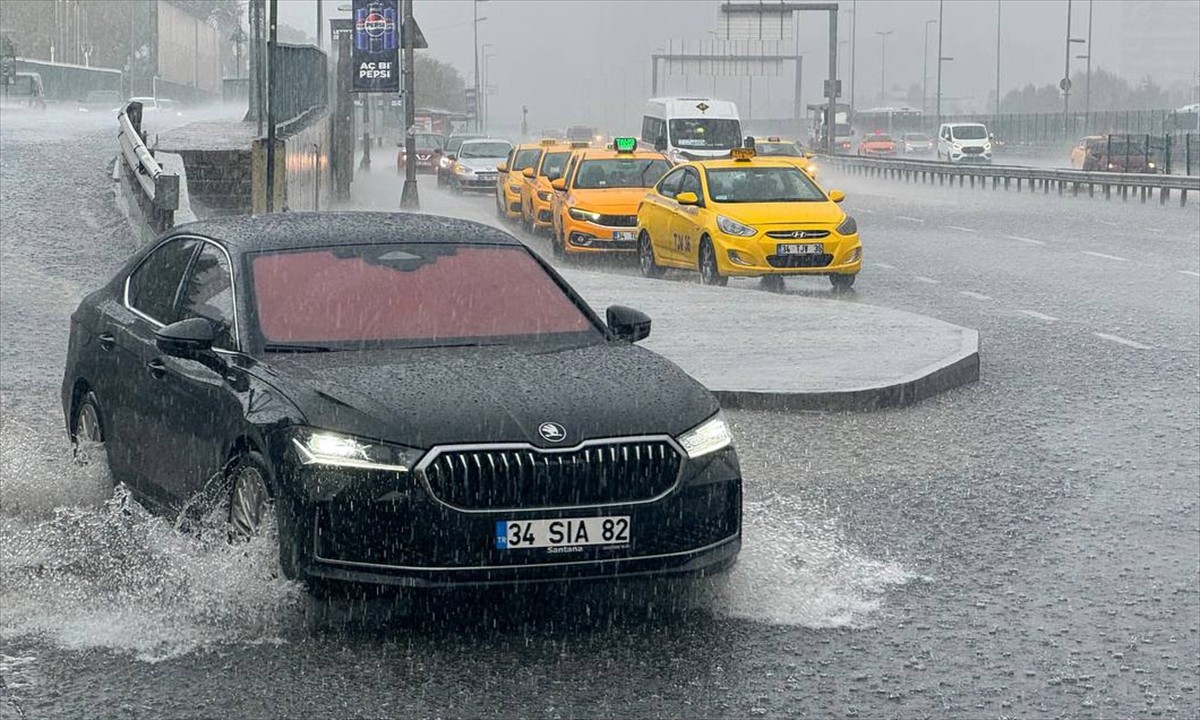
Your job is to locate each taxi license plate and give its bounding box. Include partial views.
[613,230,636,242]
[777,243,823,255]
[495,516,630,550]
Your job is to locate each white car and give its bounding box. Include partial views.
[937,123,992,163]
[449,139,513,193]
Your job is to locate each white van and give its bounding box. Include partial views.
[641,97,742,163]
[937,122,993,163]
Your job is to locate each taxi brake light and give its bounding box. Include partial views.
[731,147,755,161]
[613,137,637,153]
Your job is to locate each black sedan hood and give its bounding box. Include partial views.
[260,342,718,449]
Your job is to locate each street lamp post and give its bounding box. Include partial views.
[923,19,936,120]
[473,0,488,132]
[849,0,857,116]
[994,0,1001,129]
[875,30,892,103]
[400,0,419,209]
[1084,0,1093,130]
[935,0,944,125]
[482,44,495,134]
[1062,0,1087,137]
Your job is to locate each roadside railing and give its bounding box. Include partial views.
[820,154,1200,207]
[117,101,180,231]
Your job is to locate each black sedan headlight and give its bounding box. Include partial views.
[292,428,423,472]
[676,412,733,459]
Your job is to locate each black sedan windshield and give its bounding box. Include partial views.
[250,244,601,349]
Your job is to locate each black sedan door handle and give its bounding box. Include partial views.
[98,333,115,351]
[146,358,167,379]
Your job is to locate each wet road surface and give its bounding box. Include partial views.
[1,112,1197,718]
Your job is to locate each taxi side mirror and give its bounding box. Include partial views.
[551,178,566,191]
[654,136,667,152]
[828,190,846,203]
[522,167,535,178]
[675,191,700,206]
[497,162,508,172]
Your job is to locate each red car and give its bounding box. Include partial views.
[396,132,446,174]
[857,132,896,157]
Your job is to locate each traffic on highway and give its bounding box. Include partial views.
[1,0,1198,718]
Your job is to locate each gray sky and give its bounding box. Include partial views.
[287,0,1200,134]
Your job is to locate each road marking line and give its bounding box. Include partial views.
[1094,332,1153,350]
[914,276,940,284]
[947,225,978,233]
[1004,234,1045,245]
[860,208,877,214]
[960,291,992,300]
[1018,309,1059,322]
[1097,220,1119,227]
[875,262,896,269]
[1147,227,1164,233]
[1180,270,1200,278]
[896,215,925,223]
[1082,251,1129,262]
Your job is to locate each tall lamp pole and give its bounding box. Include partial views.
[265,0,278,211]
[1063,0,1087,138]
[875,30,892,103]
[923,19,936,120]
[994,0,1001,129]
[400,0,419,209]
[1084,0,1093,130]
[482,43,494,134]
[849,0,857,117]
[473,0,488,132]
[935,0,944,125]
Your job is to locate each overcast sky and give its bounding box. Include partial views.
[286,0,1200,134]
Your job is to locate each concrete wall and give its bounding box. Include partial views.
[157,0,220,96]
[14,58,121,102]
[252,109,332,214]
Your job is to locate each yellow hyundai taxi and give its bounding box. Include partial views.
[494,142,546,221]
[752,137,819,179]
[636,147,861,290]
[549,138,672,260]
[519,141,577,233]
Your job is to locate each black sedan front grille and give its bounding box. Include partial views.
[766,253,834,268]
[421,441,682,510]
[597,214,637,227]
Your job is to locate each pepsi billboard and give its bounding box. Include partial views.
[351,0,399,93]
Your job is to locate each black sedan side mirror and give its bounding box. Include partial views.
[156,317,217,360]
[607,305,651,343]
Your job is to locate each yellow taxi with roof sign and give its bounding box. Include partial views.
[519,140,576,233]
[752,136,819,179]
[549,137,672,259]
[636,146,861,290]
[494,141,547,221]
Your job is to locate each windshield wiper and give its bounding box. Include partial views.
[264,345,333,352]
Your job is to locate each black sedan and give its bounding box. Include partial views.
[62,213,741,595]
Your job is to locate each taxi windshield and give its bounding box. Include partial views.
[512,148,542,170]
[539,151,571,178]
[704,166,826,203]
[460,141,513,159]
[669,118,742,150]
[573,158,672,189]
[756,143,803,157]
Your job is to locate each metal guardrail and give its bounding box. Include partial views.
[821,155,1199,207]
[117,101,179,230]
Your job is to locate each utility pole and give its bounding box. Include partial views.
[473,1,488,132]
[936,0,944,126]
[266,0,278,212]
[1063,0,1073,137]
[316,0,323,50]
[400,0,419,209]
[994,0,1001,129]
[849,0,857,117]
[923,19,936,120]
[1084,0,1093,129]
[875,30,892,103]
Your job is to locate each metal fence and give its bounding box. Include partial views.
[272,43,327,128]
[933,109,1199,147]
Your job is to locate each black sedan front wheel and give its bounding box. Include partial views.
[71,390,110,477]
[225,451,300,580]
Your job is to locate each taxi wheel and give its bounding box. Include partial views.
[638,231,664,279]
[698,238,727,287]
[552,227,567,260]
[830,273,857,291]
[524,207,536,234]
[495,192,506,219]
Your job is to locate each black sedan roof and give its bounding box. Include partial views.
[165,212,521,254]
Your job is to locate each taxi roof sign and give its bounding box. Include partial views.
[540,138,558,146]
[731,147,755,161]
[569,140,590,149]
[613,137,637,153]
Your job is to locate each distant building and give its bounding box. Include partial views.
[1118,0,1200,90]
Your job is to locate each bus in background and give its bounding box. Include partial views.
[640,97,742,164]
[854,106,923,136]
[808,102,853,154]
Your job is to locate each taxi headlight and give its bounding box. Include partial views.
[677,413,733,460]
[509,184,521,192]
[716,215,757,237]
[569,207,602,222]
[292,429,421,472]
[537,190,552,202]
[835,215,858,236]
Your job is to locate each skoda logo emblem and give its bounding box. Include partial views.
[538,422,567,443]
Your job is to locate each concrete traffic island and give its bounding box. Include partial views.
[563,268,980,412]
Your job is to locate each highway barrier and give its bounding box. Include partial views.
[821,155,1199,207]
[117,101,182,231]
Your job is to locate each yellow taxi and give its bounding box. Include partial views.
[636,147,861,290]
[519,141,579,233]
[549,138,672,260]
[494,141,548,221]
[752,137,819,179]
